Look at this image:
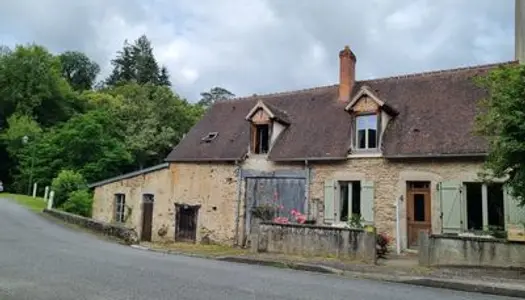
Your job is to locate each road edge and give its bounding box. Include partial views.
[130,244,525,298]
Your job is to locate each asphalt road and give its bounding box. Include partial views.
[0,198,516,300]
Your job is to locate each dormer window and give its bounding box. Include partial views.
[356,114,378,150]
[245,100,290,156]
[252,124,270,154]
[345,85,399,154]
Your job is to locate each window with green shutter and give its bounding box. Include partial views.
[324,180,336,224]
[504,185,525,229]
[439,181,463,233]
[360,181,375,224]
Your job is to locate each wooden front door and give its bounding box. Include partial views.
[407,182,432,248]
[175,204,200,243]
[141,194,154,242]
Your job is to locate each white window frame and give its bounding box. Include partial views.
[355,114,378,150]
[462,182,505,231]
[336,181,360,223]
[115,194,126,223]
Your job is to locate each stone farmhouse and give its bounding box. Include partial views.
[90,1,525,251]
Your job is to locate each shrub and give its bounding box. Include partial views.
[62,189,93,217]
[51,170,87,208]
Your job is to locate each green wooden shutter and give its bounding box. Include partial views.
[504,185,525,229]
[324,180,336,224]
[439,181,463,234]
[360,181,375,225]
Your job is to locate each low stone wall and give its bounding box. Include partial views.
[251,222,376,263]
[419,232,525,268]
[43,209,139,245]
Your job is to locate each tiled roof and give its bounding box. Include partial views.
[166,61,518,162]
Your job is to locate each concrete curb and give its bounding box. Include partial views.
[129,245,525,298]
[216,256,343,275]
[398,278,525,299]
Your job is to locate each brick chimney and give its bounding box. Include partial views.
[517,0,525,64]
[339,45,357,103]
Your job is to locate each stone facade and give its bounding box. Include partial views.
[92,167,172,241]
[169,162,238,243]
[92,162,239,244]
[310,157,484,250]
[92,155,487,250]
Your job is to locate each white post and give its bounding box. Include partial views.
[32,182,38,198]
[47,191,54,210]
[44,186,50,201]
[395,195,402,255]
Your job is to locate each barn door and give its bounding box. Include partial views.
[141,194,154,242]
[175,203,200,243]
[244,177,306,242]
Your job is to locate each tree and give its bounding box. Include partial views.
[105,35,171,87]
[198,87,235,108]
[59,51,100,91]
[108,83,201,169]
[51,170,88,208]
[0,44,79,127]
[15,108,133,190]
[476,64,525,206]
[158,66,171,86]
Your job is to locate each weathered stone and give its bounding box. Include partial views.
[419,234,525,268]
[254,222,376,263]
[44,209,139,244]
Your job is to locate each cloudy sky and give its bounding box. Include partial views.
[0,0,516,102]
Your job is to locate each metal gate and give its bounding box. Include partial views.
[244,177,306,238]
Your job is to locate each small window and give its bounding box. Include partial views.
[338,181,361,222]
[143,194,154,203]
[201,132,218,143]
[356,114,378,150]
[252,124,270,154]
[114,194,126,223]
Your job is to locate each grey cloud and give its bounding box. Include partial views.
[0,0,516,102]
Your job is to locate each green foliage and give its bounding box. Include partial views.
[475,64,525,206]
[0,44,78,127]
[59,51,100,91]
[0,37,208,197]
[198,87,235,108]
[0,113,42,157]
[62,189,93,217]
[105,35,171,87]
[51,170,88,208]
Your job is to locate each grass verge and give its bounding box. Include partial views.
[1,193,46,212]
[142,241,248,258]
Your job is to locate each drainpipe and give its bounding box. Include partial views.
[304,160,310,217]
[395,195,403,255]
[233,160,242,246]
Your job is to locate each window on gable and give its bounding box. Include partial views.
[356,114,378,150]
[114,193,126,223]
[252,124,270,154]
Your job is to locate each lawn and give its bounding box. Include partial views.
[1,193,47,212]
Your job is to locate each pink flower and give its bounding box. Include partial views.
[279,204,284,210]
[290,209,298,216]
[273,216,289,224]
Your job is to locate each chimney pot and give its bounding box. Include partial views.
[338,45,357,103]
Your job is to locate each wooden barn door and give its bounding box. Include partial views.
[141,194,154,242]
[175,204,200,243]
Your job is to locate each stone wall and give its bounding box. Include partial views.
[92,167,172,241]
[170,162,239,244]
[310,157,484,250]
[44,208,139,244]
[252,222,376,263]
[419,232,525,268]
